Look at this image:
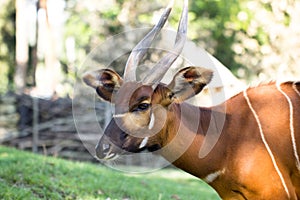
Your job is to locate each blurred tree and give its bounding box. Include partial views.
[37,0,62,97]
[0,0,15,93]
[1,0,299,95]
[187,0,243,75]
[13,0,65,97]
[230,0,300,82]
[15,0,29,93]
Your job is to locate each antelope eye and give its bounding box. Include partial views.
[134,103,150,112]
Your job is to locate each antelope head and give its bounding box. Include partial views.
[83,0,213,160]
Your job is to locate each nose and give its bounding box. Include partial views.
[95,142,109,159]
[95,142,116,160]
[102,143,110,154]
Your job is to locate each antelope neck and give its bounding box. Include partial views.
[159,102,227,179]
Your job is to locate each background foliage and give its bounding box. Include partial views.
[0,0,299,95]
[0,0,15,93]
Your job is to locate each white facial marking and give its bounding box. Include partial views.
[139,137,149,149]
[105,153,116,160]
[277,83,300,171]
[243,89,290,198]
[113,113,126,118]
[103,144,110,151]
[148,113,155,130]
[204,169,225,183]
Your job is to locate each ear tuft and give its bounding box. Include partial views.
[82,69,123,101]
[168,66,213,102]
[183,66,213,86]
[82,71,101,89]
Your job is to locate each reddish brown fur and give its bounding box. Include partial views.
[83,2,299,198]
[84,66,300,199]
[156,82,300,199]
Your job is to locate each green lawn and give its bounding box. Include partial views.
[0,146,220,200]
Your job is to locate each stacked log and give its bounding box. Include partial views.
[0,93,166,167]
[1,93,106,162]
[0,93,19,142]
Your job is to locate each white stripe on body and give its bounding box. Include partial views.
[293,82,300,97]
[276,82,300,171]
[204,169,225,184]
[243,89,290,198]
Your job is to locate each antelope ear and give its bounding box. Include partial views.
[82,69,123,102]
[168,66,213,103]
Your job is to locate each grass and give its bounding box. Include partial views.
[0,146,220,200]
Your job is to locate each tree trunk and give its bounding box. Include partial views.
[14,0,28,93]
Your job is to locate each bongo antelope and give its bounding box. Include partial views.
[83,0,300,199]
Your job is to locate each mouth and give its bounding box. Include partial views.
[95,142,120,161]
[94,152,118,161]
[103,152,117,160]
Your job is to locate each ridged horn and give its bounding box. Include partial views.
[143,0,188,85]
[123,0,175,82]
